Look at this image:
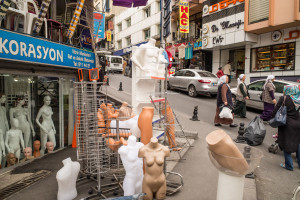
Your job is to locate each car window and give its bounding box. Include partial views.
[111,57,122,64]
[274,82,287,94]
[184,71,195,77]
[174,70,184,76]
[248,81,264,91]
[197,72,217,78]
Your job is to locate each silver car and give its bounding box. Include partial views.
[231,79,300,110]
[168,69,219,97]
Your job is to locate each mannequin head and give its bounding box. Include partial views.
[46,141,54,153]
[6,153,16,167]
[0,93,6,103]
[15,96,26,106]
[128,135,137,146]
[44,96,51,106]
[11,118,19,129]
[33,140,41,151]
[24,147,33,158]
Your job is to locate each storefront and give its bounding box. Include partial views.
[0,29,95,169]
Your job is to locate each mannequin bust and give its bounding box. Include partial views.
[33,140,41,158]
[21,147,35,162]
[138,137,170,200]
[9,96,35,148]
[6,153,16,167]
[56,157,80,200]
[118,135,144,196]
[36,96,56,155]
[206,129,249,174]
[46,141,54,153]
[0,130,5,167]
[5,119,25,162]
[138,107,154,145]
[0,93,9,141]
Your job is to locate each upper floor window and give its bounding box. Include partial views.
[126,18,131,28]
[144,7,151,18]
[249,0,269,24]
[144,28,151,40]
[117,40,122,49]
[117,23,122,32]
[126,37,131,46]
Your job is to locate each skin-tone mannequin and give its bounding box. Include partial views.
[138,107,154,145]
[56,157,80,200]
[21,147,35,162]
[36,96,56,155]
[6,153,16,167]
[46,141,54,153]
[118,102,135,120]
[118,135,144,196]
[97,109,105,134]
[5,119,25,162]
[138,137,170,200]
[9,96,35,148]
[33,140,41,158]
[161,102,177,149]
[206,129,249,174]
[0,130,5,167]
[0,94,9,141]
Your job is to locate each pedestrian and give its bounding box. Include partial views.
[214,75,238,127]
[272,85,300,171]
[123,59,127,74]
[260,75,277,121]
[223,61,232,83]
[216,67,224,78]
[234,74,249,118]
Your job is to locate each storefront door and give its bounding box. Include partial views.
[229,49,245,79]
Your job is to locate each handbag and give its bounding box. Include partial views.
[269,96,287,128]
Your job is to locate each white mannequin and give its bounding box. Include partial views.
[5,118,24,162]
[118,135,144,196]
[36,96,56,155]
[0,130,5,166]
[0,94,9,141]
[110,115,141,138]
[56,157,80,200]
[10,96,35,148]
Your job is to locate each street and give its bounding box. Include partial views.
[106,73,300,200]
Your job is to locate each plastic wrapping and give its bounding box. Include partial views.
[243,116,266,146]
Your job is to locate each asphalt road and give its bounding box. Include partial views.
[107,73,300,200]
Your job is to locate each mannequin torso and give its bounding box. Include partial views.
[5,119,24,161]
[138,107,154,145]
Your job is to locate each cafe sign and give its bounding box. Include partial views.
[179,1,189,33]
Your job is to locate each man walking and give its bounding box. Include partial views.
[223,61,232,83]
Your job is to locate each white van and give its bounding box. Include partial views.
[106,55,123,72]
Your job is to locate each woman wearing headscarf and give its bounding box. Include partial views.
[260,75,277,121]
[214,75,238,127]
[272,85,300,171]
[234,74,249,118]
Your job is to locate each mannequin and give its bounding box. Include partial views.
[161,102,177,149]
[110,115,141,138]
[206,129,249,174]
[46,141,54,153]
[0,130,5,167]
[0,94,9,141]
[106,137,127,152]
[138,137,170,200]
[138,107,154,145]
[36,96,56,155]
[118,102,135,120]
[20,147,35,162]
[5,119,25,162]
[9,96,35,148]
[118,135,144,196]
[33,140,41,158]
[56,157,80,200]
[6,153,16,167]
[97,108,105,134]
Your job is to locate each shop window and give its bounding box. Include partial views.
[144,28,151,40]
[251,43,295,72]
[248,81,264,91]
[249,0,269,24]
[144,7,151,18]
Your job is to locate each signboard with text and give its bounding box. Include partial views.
[93,11,105,39]
[179,1,189,33]
[107,30,112,42]
[0,29,95,69]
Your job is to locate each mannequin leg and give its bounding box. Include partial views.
[155,182,167,200]
[123,176,135,196]
[48,131,56,149]
[23,125,32,148]
[142,182,153,200]
[15,148,21,163]
[40,132,47,155]
[135,176,143,194]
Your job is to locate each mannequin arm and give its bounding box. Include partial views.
[51,108,56,134]
[9,108,14,122]
[0,130,5,156]
[4,111,9,130]
[26,109,35,136]
[5,132,11,153]
[20,131,25,150]
[35,108,48,134]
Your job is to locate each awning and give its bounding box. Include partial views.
[113,0,148,8]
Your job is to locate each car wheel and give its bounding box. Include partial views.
[188,85,197,97]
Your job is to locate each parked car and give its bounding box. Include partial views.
[231,79,300,110]
[168,69,219,97]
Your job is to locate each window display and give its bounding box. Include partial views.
[251,43,295,72]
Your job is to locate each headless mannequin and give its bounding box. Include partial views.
[6,153,16,167]
[5,119,24,162]
[118,135,144,196]
[138,137,170,200]
[33,140,41,158]
[206,130,249,174]
[9,97,35,148]
[56,157,80,200]
[119,102,135,120]
[110,115,141,138]
[36,96,56,155]
[46,141,54,153]
[0,94,9,142]
[21,147,35,162]
[0,130,5,167]
[138,107,154,145]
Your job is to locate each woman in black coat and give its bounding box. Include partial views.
[272,85,300,171]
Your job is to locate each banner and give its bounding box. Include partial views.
[179,1,189,33]
[93,11,105,39]
[0,29,95,69]
[67,0,86,39]
[107,30,111,41]
[80,29,92,49]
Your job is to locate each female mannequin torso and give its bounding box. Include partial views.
[5,119,24,161]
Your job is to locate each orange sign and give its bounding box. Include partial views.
[284,30,300,40]
[179,1,189,33]
[209,0,244,13]
[107,30,112,42]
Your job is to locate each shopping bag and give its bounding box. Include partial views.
[269,97,287,128]
[219,106,233,120]
[243,116,266,146]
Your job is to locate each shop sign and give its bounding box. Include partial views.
[213,36,224,45]
[203,24,209,34]
[194,40,202,50]
[220,20,244,29]
[107,30,112,42]
[203,5,209,14]
[209,0,244,14]
[80,29,92,50]
[179,1,189,33]
[93,11,105,39]
[284,30,300,41]
[211,25,219,33]
[203,37,208,47]
[271,30,282,42]
[108,21,114,30]
[0,29,95,69]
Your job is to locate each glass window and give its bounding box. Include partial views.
[126,18,131,28]
[144,7,151,18]
[174,70,184,76]
[144,29,150,40]
[117,40,122,49]
[111,57,122,64]
[249,0,269,24]
[184,71,195,77]
[197,71,216,78]
[274,81,287,94]
[248,81,264,91]
[117,23,122,32]
[251,42,295,72]
[126,37,131,46]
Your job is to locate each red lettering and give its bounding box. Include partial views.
[181,6,188,13]
[226,0,237,6]
[237,0,244,2]
[209,3,218,13]
[284,30,300,40]
[181,19,188,25]
[181,13,189,19]
[219,0,228,9]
